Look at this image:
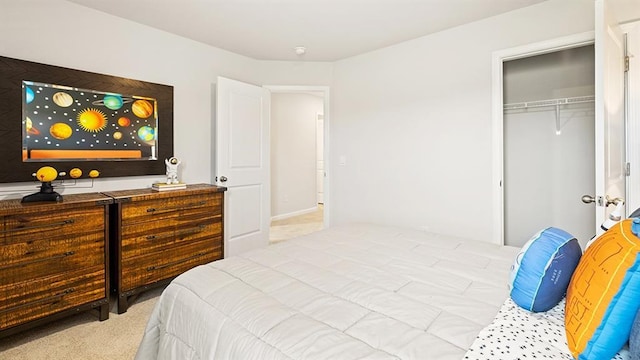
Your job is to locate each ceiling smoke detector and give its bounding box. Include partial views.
[294,46,306,56]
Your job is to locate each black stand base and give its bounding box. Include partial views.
[21,182,63,203]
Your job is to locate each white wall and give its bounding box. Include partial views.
[330,0,595,242]
[0,0,332,199]
[270,93,323,218]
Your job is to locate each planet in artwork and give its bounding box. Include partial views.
[77,108,107,132]
[25,117,41,135]
[69,168,82,178]
[117,117,131,127]
[25,86,34,104]
[92,94,131,109]
[132,99,153,118]
[50,122,73,140]
[137,126,155,143]
[113,131,123,140]
[36,166,58,182]
[88,169,100,178]
[52,92,74,107]
[103,95,124,110]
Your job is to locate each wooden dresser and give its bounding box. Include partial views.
[0,193,111,338]
[105,183,225,313]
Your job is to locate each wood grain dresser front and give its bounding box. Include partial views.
[0,193,112,338]
[105,183,225,313]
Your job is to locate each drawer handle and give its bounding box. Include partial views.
[0,251,75,271]
[1,219,75,234]
[0,287,75,315]
[145,201,208,215]
[146,252,208,272]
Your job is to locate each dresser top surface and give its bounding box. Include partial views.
[0,192,112,214]
[103,183,226,202]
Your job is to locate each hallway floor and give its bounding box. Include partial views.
[269,205,323,244]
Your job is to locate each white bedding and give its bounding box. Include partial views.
[135,224,520,360]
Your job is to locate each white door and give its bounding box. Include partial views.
[592,0,626,230]
[215,76,271,257]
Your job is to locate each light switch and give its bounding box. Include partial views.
[339,155,347,166]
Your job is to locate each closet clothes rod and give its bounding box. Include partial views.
[503,95,594,135]
[503,95,594,110]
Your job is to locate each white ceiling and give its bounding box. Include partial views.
[67,0,549,61]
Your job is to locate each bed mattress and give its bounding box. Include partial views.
[136,223,520,360]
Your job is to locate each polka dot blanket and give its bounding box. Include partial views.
[464,298,629,360]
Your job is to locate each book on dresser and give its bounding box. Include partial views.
[151,182,187,191]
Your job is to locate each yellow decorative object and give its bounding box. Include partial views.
[69,168,82,179]
[36,166,58,182]
[88,169,100,178]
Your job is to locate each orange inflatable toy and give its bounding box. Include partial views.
[565,218,640,359]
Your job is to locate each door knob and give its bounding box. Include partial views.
[581,195,596,204]
[582,195,623,206]
[219,176,228,183]
[605,195,623,206]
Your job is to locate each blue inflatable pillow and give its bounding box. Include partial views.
[631,306,640,360]
[509,227,582,312]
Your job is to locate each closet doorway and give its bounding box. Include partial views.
[502,45,595,247]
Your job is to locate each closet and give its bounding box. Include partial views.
[503,45,595,247]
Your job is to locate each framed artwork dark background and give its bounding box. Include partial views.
[0,55,174,183]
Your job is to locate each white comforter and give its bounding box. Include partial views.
[136,224,520,360]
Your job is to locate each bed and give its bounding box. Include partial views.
[135,223,518,359]
[134,223,630,359]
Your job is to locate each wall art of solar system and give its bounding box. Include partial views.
[23,81,158,161]
[0,55,174,183]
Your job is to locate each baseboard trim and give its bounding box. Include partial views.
[271,206,319,221]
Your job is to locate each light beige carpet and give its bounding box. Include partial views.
[0,287,164,360]
[270,205,324,243]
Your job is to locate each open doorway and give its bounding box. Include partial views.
[266,86,329,243]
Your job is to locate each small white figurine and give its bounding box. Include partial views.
[165,156,181,184]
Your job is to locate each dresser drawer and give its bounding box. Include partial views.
[119,192,222,225]
[0,236,105,286]
[1,207,104,245]
[120,238,222,291]
[0,266,105,330]
[120,219,222,259]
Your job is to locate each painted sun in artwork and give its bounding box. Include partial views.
[77,108,107,132]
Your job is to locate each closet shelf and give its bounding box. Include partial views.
[504,95,595,135]
[503,95,594,110]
